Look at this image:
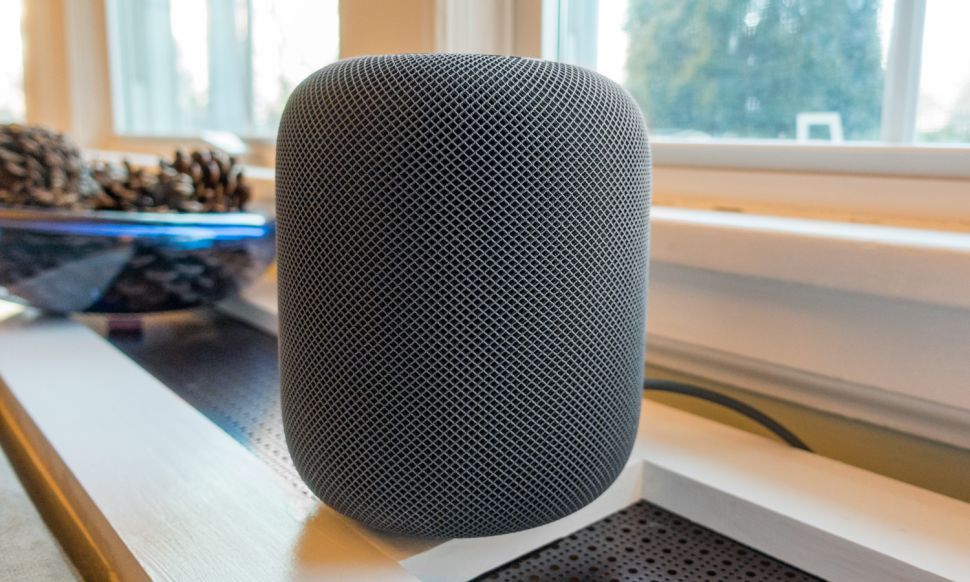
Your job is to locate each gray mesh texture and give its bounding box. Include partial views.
[276,53,651,538]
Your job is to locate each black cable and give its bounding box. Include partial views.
[643,379,812,452]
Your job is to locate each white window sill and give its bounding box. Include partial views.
[652,140,970,179]
[652,206,970,311]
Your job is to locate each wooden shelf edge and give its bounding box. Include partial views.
[0,375,147,581]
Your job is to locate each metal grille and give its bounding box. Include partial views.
[477,500,822,582]
[275,53,652,537]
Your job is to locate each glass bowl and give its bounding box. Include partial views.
[0,207,275,313]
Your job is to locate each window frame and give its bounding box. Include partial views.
[522,0,970,232]
[541,0,970,180]
[105,0,350,142]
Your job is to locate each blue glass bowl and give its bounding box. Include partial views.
[0,207,275,313]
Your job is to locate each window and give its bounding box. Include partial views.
[0,0,25,122]
[106,0,338,138]
[549,0,970,146]
[916,2,970,143]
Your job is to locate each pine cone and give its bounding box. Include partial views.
[172,149,251,212]
[0,124,86,209]
[0,125,253,214]
[88,149,251,213]
[87,160,186,212]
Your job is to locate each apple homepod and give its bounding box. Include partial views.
[276,54,651,538]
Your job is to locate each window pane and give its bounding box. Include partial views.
[915,3,970,144]
[0,0,25,122]
[571,0,894,142]
[250,1,339,136]
[108,0,338,137]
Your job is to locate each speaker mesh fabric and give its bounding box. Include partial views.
[276,54,651,538]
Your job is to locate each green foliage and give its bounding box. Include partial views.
[624,0,885,140]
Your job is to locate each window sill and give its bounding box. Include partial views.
[651,207,970,311]
[652,140,970,179]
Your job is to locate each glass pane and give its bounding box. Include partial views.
[108,0,338,137]
[915,2,970,144]
[250,1,339,136]
[580,0,894,142]
[0,0,25,122]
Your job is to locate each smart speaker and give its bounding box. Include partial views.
[276,54,651,538]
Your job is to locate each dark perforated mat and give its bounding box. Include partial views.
[93,310,820,581]
[476,500,820,581]
[93,310,315,507]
